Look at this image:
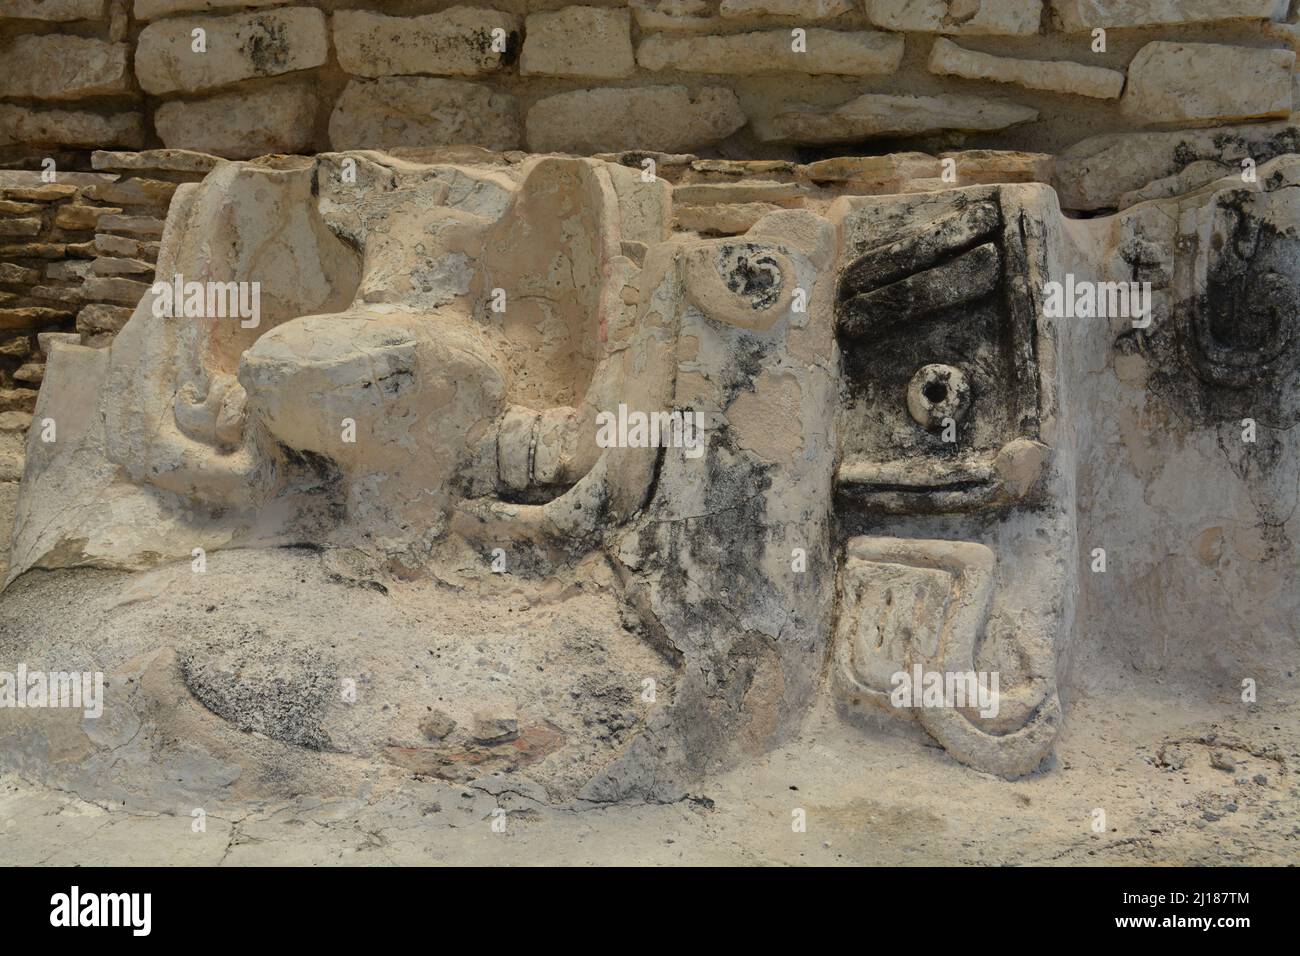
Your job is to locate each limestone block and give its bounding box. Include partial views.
[0,430,23,482]
[719,0,852,16]
[939,149,1054,185]
[82,276,150,306]
[54,204,122,231]
[45,261,92,281]
[521,6,634,79]
[0,200,41,216]
[0,307,72,330]
[76,302,133,335]
[13,363,44,386]
[0,388,38,412]
[0,36,131,100]
[334,7,519,78]
[1121,42,1294,126]
[38,332,79,355]
[0,263,41,285]
[155,83,318,159]
[869,0,1042,35]
[690,158,796,177]
[0,243,73,259]
[0,336,33,357]
[928,38,1124,99]
[28,283,91,306]
[638,29,904,75]
[84,178,178,208]
[329,78,520,152]
[1053,0,1289,31]
[133,0,281,19]
[0,170,115,190]
[0,219,42,237]
[527,86,745,154]
[92,149,225,175]
[0,105,143,149]
[135,7,329,95]
[1,184,76,202]
[91,255,154,276]
[673,180,805,204]
[0,0,104,19]
[98,214,165,237]
[95,233,161,259]
[630,0,715,32]
[674,202,783,234]
[1263,22,1300,61]
[799,152,944,190]
[754,93,1037,143]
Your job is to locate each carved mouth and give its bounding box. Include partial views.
[833,536,1060,777]
[836,457,998,511]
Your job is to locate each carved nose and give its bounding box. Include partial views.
[239,311,504,471]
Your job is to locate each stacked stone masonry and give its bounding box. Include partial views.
[0,1,1296,161]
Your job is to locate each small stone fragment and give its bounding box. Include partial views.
[419,709,457,741]
[472,704,519,742]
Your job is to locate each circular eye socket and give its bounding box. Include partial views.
[922,380,949,404]
[906,364,970,432]
[716,243,783,311]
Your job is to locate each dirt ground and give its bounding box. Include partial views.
[3,636,1295,865]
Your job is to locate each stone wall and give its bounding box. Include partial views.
[0,149,214,577]
[0,152,214,409]
[0,1,1297,163]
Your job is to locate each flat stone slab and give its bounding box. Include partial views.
[869,0,1042,35]
[929,38,1124,99]
[675,202,784,234]
[754,93,1038,143]
[0,105,143,149]
[1052,0,1289,31]
[526,85,745,154]
[637,28,904,75]
[134,0,283,19]
[92,149,225,174]
[719,0,853,16]
[0,36,130,100]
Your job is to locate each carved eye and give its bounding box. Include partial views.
[718,246,783,310]
[684,241,794,331]
[906,364,970,432]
